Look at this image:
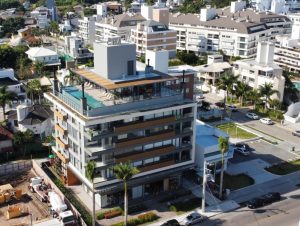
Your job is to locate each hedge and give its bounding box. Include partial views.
[54,179,92,226]
[97,207,123,220]
[111,212,159,226]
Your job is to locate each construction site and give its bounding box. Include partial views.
[0,170,50,226]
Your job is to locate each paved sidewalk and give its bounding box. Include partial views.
[227,159,279,184]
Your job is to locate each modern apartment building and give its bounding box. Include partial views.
[95,13,146,42]
[233,41,285,101]
[131,20,177,57]
[274,13,300,73]
[78,16,96,45]
[169,2,291,58]
[44,37,197,207]
[64,36,93,61]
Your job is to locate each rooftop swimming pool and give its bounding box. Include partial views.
[293,81,300,91]
[63,87,103,109]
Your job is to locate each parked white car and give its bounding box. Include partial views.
[246,112,259,120]
[260,118,273,125]
[181,212,205,226]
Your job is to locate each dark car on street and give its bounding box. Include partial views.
[247,198,265,209]
[261,192,281,205]
[161,219,180,226]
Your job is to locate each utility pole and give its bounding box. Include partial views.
[202,161,207,213]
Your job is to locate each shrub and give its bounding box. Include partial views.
[104,209,123,219]
[111,212,159,226]
[97,212,104,220]
[169,205,177,212]
[97,207,123,220]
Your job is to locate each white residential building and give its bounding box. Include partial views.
[78,16,96,45]
[31,6,50,28]
[26,47,61,66]
[95,13,146,42]
[194,55,232,94]
[169,3,291,58]
[233,41,285,101]
[195,120,232,173]
[65,36,93,61]
[274,13,300,73]
[59,20,72,33]
[7,104,53,139]
[44,37,197,207]
[0,69,25,98]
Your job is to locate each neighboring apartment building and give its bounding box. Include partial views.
[97,1,123,16]
[169,1,291,58]
[233,41,285,101]
[78,16,96,45]
[131,20,177,57]
[65,36,93,61]
[31,6,50,28]
[194,55,232,94]
[44,37,197,207]
[274,13,300,73]
[95,13,146,42]
[26,47,61,66]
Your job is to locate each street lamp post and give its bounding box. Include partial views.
[202,161,207,213]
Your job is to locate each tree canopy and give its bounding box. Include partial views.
[0,17,25,38]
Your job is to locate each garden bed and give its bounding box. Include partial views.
[265,159,300,175]
[216,123,257,139]
[215,173,255,190]
[169,197,202,213]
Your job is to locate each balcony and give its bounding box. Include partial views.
[56,137,68,150]
[85,144,115,156]
[55,123,67,136]
[53,147,69,164]
[54,110,67,121]
[115,130,176,149]
[84,128,113,140]
[116,145,175,163]
[138,159,175,173]
[115,116,176,133]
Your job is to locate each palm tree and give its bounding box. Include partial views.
[0,86,17,120]
[13,130,34,156]
[234,81,251,106]
[216,72,239,103]
[85,160,96,226]
[246,89,261,110]
[218,136,229,200]
[259,83,278,111]
[33,61,46,77]
[113,162,139,226]
[26,79,42,104]
[64,70,82,86]
[269,99,281,112]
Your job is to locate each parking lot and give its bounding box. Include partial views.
[229,139,298,165]
[0,171,49,226]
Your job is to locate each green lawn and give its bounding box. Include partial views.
[265,159,300,175]
[216,123,257,139]
[215,173,255,190]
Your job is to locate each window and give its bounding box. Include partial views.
[127,60,134,75]
[133,161,142,167]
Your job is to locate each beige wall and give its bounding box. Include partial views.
[152,8,169,25]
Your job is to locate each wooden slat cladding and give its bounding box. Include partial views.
[115,116,175,133]
[56,137,69,149]
[55,150,69,164]
[55,124,67,135]
[138,159,175,173]
[54,110,67,121]
[116,130,176,149]
[116,145,175,163]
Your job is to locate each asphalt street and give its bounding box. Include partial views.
[229,110,300,147]
[199,188,300,226]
